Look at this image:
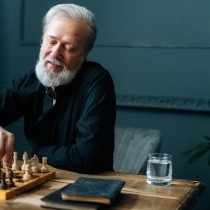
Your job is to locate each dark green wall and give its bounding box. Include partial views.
[1,0,210,208]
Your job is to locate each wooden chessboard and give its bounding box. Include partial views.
[0,169,56,200]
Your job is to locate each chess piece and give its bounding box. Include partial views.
[12,151,20,171]
[31,154,39,173]
[27,159,33,174]
[0,160,3,170]
[23,164,31,181]
[5,167,10,178]
[7,170,15,188]
[41,157,48,173]
[0,171,8,189]
[21,151,28,170]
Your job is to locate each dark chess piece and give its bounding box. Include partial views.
[0,161,3,173]
[7,170,15,188]
[0,171,8,189]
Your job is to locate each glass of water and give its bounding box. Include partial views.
[146,153,172,186]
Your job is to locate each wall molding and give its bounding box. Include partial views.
[18,0,210,49]
[18,0,41,46]
[95,42,210,49]
[18,0,25,44]
[18,0,210,113]
[116,94,210,112]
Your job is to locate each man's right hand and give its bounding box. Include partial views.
[0,126,15,167]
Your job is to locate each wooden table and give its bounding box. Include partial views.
[0,165,205,210]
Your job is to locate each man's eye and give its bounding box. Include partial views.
[49,40,57,45]
[46,37,57,45]
[66,47,76,53]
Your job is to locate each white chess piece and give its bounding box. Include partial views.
[41,157,48,173]
[31,154,39,173]
[27,159,33,174]
[23,164,31,181]
[21,151,28,171]
[5,167,9,178]
[12,151,20,171]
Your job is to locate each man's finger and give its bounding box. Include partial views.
[0,131,7,159]
[0,128,15,163]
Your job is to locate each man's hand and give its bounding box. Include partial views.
[0,126,15,167]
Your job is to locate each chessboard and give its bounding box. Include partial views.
[0,151,56,200]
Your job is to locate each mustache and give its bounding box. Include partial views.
[44,57,64,67]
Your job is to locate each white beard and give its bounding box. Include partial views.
[35,56,80,87]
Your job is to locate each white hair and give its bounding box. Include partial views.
[42,3,97,53]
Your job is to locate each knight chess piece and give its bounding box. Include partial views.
[31,154,39,173]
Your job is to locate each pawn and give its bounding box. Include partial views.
[41,157,48,173]
[23,164,31,181]
[0,171,8,190]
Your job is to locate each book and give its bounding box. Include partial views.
[41,184,101,210]
[61,177,125,205]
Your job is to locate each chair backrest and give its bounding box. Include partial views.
[113,125,163,174]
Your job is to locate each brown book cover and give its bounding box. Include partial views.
[61,177,125,205]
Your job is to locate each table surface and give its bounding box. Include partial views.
[0,164,206,210]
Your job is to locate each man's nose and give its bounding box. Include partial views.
[51,44,63,59]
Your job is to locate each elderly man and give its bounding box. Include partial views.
[0,4,116,173]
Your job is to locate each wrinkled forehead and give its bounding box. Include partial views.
[44,13,88,32]
[44,16,89,39]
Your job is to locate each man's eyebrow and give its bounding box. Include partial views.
[46,35,73,45]
[46,35,56,39]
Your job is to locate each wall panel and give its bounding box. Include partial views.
[17,0,210,112]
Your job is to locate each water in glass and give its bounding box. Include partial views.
[146,153,172,186]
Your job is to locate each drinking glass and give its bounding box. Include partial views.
[146,153,172,186]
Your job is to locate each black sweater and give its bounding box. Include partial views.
[0,61,116,174]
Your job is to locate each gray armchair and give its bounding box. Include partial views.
[113,125,163,174]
